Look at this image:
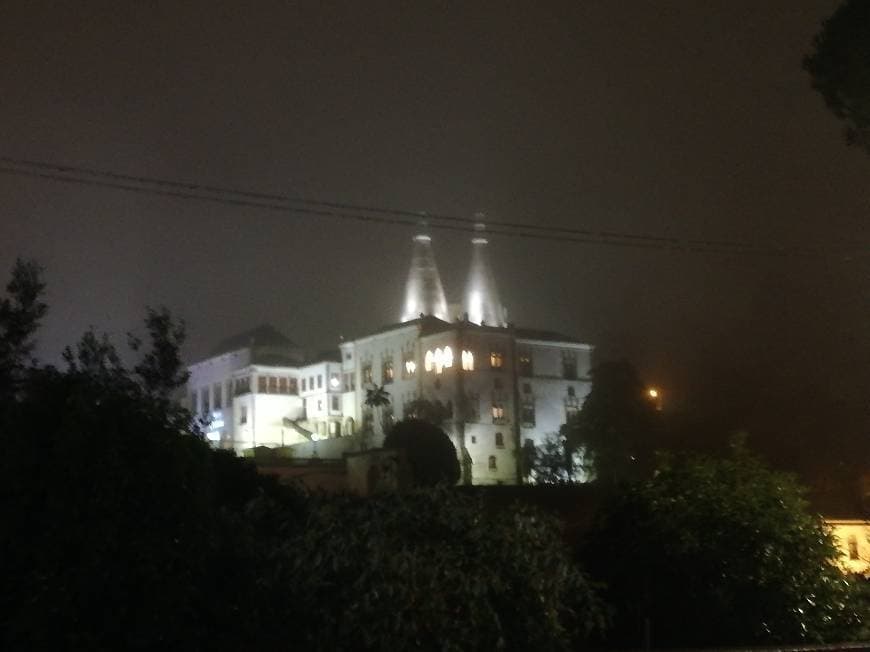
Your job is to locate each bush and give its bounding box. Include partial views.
[383,418,461,486]
[262,487,605,651]
[583,444,864,648]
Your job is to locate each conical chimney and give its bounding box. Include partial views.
[400,234,448,322]
[464,223,506,327]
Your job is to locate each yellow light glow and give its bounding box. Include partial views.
[461,350,474,371]
[647,388,659,399]
[424,350,434,372]
[405,360,416,375]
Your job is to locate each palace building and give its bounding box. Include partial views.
[187,230,593,485]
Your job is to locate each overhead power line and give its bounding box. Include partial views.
[0,155,860,258]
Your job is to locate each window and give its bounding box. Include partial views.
[362,363,373,384]
[257,376,267,393]
[213,383,222,409]
[201,388,210,416]
[518,350,533,376]
[470,435,477,444]
[317,375,323,389]
[234,376,250,396]
[523,383,532,394]
[289,378,298,395]
[491,402,506,423]
[317,400,323,412]
[426,347,454,374]
[331,395,340,411]
[493,377,503,390]
[404,359,417,377]
[461,349,474,371]
[309,376,315,390]
[225,380,232,405]
[268,376,278,393]
[567,386,576,397]
[345,352,352,360]
[382,357,394,384]
[565,387,580,417]
[329,421,339,435]
[239,406,248,425]
[488,455,497,470]
[302,378,307,392]
[329,372,341,389]
[490,351,504,369]
[277,376,286,393]
[495,432,504,448]
[465,393,480,423]
[848,535,860,560]
[521,402,535,427]
[562,351,577,380]
[189,392,197,412]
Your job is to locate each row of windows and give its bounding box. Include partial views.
[360,349,582,382]
[468,431,505,449]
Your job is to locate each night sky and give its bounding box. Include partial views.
[2,1,870,464]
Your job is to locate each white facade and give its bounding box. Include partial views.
[186,232,595,484]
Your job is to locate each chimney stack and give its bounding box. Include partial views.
[464,220,506,327]
[400,234,448,322]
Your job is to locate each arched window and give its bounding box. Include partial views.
[495,432,504,448]
[424,350,434,372]
[344,417,355,436]
[488,455,497,470]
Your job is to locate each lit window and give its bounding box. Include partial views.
[443,346,453,369]
[382,357,394,384]
[329,373,340,389]
[495,432,504,448]
[461,349,474,371]
[424,350,434,372]
[848,535,860,560]
[405,359,417,376]
[490,351,503,369]
[488,455,497,470]
[491,403,505,422]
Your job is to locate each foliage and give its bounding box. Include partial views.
[583,443,864,648]
[565,360,661,484]
[804,0,870,156]
[529,433,575,484]
[383,418,461,487]
[0,258,47,396]
[262,487,606,651]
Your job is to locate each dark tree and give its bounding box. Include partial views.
[383,418,461,486]
[804,0,870,155]
[564,360,661,484]
[268,487,605,651]
[0,258,46,397]
[584,443,864,648]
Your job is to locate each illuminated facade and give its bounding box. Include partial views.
[187,232,594,484]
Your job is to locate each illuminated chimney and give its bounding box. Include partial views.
[464,222,506,327]
[400,234,449,322]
